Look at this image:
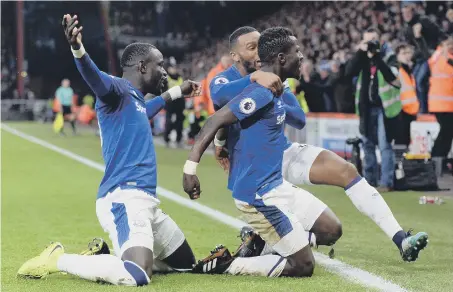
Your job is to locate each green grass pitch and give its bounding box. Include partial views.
[2,122,452,292]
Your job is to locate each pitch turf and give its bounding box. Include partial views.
[2,122,453,292]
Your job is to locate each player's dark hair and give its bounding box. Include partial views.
[258,27,294,63]
[229,26,257,49]
[120,43,156,68]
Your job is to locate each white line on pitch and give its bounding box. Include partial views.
[2,124,408,292]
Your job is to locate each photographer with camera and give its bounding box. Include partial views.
[346,28,401,192]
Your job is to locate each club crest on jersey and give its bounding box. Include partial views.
[135,101,146,114]
[239,98,256,114]
[214,77,229,85]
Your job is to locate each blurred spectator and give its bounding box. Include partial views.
[332,52,355,113]
[197,54,232,116]
[401,2,448,113]
[345,28,400,191]
[298,59,326,112]
[164,65,185,147]
[186,101,208,145]
[428,37,453,176]
[318,61,336,112]
[394,43,418,147]
[444,8,453,35]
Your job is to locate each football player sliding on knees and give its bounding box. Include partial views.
[17,14,200,286]
[184,27,340,278]
[210,26,428,262]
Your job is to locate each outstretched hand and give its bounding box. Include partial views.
[62,14,83,49]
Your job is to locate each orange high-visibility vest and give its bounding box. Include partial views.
[52,98,61,112]
[399,67,419,115]
[428,48,453,113]
[77,104,96,124]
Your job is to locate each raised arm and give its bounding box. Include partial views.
[62,14,117,104]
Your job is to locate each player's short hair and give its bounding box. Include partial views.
[229,26,257,49]
[258,27,295,63]
[120,43,156,68]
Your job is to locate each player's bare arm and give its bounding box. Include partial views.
[183,107,238,199]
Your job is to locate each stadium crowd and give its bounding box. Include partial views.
[180,1,452,80]
[176,1,452,114]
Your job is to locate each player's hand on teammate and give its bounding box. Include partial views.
[180,80,202,97]
[62,14,83,49]
[215,146,230,172]
[183,173,201,200]
[250,71,283,96]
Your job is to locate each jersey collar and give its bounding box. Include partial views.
[231,65,244,79]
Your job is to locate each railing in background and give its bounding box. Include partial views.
[284,113,451,159]
[1,99,49,121]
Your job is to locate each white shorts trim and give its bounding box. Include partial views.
[282,143,324,185]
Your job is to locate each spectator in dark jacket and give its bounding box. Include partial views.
[298,60,326,112]
[401,2,447,113]
[332,51,355,113]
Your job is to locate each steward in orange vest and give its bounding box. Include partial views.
[428,44,453,113]
[428,38,453,160]
[395,43,419,147]
[399,68,419,115]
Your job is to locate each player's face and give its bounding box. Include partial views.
[231,31,260,74]
[283,36,304,79]
[142,49,167,95]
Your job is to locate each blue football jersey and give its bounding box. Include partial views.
[210,66,298,191]
[95,77,157,199]
[227,83,287,203]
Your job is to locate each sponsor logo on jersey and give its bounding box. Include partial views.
[135,101,146,114]
[214,77,229,85]
[239,98,256,114]
[276,113,286,125]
